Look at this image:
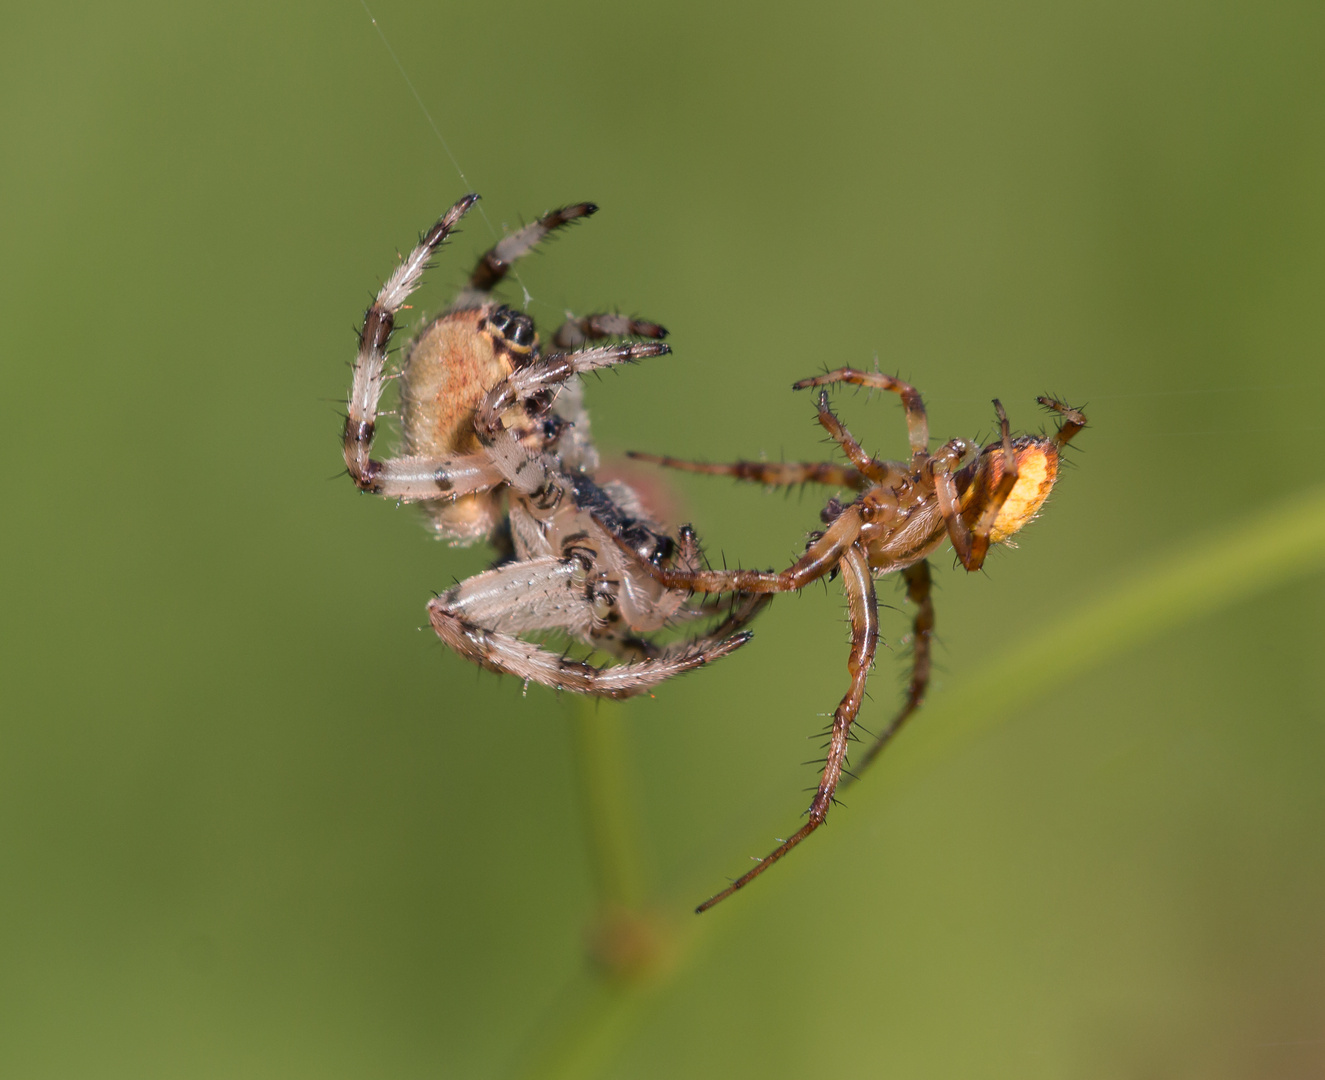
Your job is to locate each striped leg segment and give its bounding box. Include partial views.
[450,202,598,309]
[344,194,480,491]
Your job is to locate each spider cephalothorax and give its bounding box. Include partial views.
[342,194,766,698]
[624,368,1086,908]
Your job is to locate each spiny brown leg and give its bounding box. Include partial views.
[608,510,864,595]
[597,593,772,664]
[696,544,879,912]
[344,194,480,489]
[626,452,869,491]
[812,391,910,486]
[929,438,977,563]
[1038,396,1087,448]
[698,592,775,638]
[931,402,1018,572]
[450,202,598,309]
[793,368,930,462]
[552,313,667,349]
[811,389,876,475]
[965,400,1019,567]
[848,559,934,781]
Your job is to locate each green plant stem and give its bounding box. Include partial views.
[500,700,659,1080]
[568,696,645,911]
[502,977,657,1080]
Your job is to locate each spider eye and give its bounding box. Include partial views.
[489,307,536,354]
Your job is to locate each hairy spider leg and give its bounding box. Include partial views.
[930,402,1019,571]
[603,594,774,662]
[552,313,668,349]
[620,506,865,596]
[695,544,879,912]
[1039,396,1088,448]
[450,202,598,310]
[626,453,870,491]
[547,315,670,474]
[368,453,506,502]
[847,559,935,781]
[809,389,894,483]
[426,561,767,699]
[793,368,930,464]
[811,391,916,488]
[625,368,931,493]
[344,194,485,496]
[473,340,672,498]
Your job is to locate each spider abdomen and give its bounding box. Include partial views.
[401,308,527,458]
[964,436,1061,544]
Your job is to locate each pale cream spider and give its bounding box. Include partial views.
[342,194,766,698]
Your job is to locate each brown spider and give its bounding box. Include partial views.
[621,369,1086,910]
[343,194,767,698]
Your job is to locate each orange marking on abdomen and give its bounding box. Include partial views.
[990,445,1058,543]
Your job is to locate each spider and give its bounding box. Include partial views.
[619,369,1086,910]
[343,194,767,698]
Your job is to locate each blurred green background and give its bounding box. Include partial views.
[5,0,1325,1076]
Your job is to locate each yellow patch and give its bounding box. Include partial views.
[990,446,1056,543]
